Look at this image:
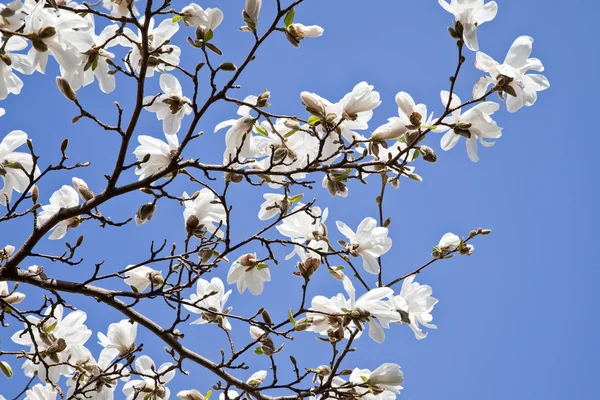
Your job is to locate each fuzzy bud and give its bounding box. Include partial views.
[56,77,77,102]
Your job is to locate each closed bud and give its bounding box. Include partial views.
[56,77,77,102]
[407,173,423,182]
[198,249,213,263]
[0,361,13,378]
[31,185,39,204]
[72,177,94,201]
[419,145,437,163]
[261,309,272,325]
[283,119,301,130]
[177,390,205,400]
[186,215,201,233]
[136,203,156,226]
[256,90,270,107]
[219,62,237,71]
[2,244,15,258]
[409,112,422,127]
[239,253,257,267]
[39,26,57,39]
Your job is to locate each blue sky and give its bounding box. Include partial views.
[1,0,599,399]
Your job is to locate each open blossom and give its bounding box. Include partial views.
[144,74,192,135]
[98,319,138,366]
[133,132,179,180]
[247,370,267,387]
[276,204,328,243]
[0,36,33,100]
[24,384,57,400]
[123,265,164,292]
[474,36,550,113]
[215,95,257,162]
[436,91,502,162]
[227,253,271,295]
[103,0,138,17]
[24,2,93,73]
[258,193,290,220]
[122,356,175,400]
[37,185,80,240]
[392,275,438,339]
[12,305,92,382]
[62,24,120,94]
[184,277,232,330]
[349,363,404,400]
[183,189,227,238]
[341,82,381,120]
[0,280,25,305]
[307,277,398,343]
[395,92,437,134]
[122,17,180,77]
[336,217,392,275]
[438,0,498,51]
[181,3,224,32]
[0,129,40,206]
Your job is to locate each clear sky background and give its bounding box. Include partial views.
[1,0,599,399]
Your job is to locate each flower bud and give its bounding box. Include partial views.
[72,177,94,201]
[301,92,325,117]
[198,249,213,263]
[239,253,257,268]
[31,185,39,204]
[136,203,156,226]
[419,146,437,163]
[256,90,270,107]
[1,245,15,258]
[56,77,77,102]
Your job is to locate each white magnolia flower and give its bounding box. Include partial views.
[474,36,550,113]
[249,325,266,340]
[123,265,164,292]
[247,370,267,387]
[178,390,206,400]
[307,277,398,343]
[288,23,324,39]
[392,275,438,339]
[133,132,179,180]
[258,193,289,220]
[395,92,437,133]
[1,130,40,206]
[435,232,473,257]
[336,217,392,275]
[371,105,410,141]
[1,243,15,257]
[181,3,224,32]
[244,0,262,24]
[62,24,120,94]
[215,95,258,162]
[276,204,328,243]
[98,319,138,366]
[122,356,175,400]
[122,18,180,77]
[37,185,80,240]
[0,280,25,305]
[24,2,92,73]
[0,36,33,100]
[227,253,271,296]
[183,189,227,238]
[219,391,240,400]
[436,91,502,162]
[438,0,498,51]
[183,277,232,330]
[144,74,192,135]
[25,384,57,400]
[12,305,92,382]
[341,82,381,120]
[103,0,138,16]
[349,363,404,400]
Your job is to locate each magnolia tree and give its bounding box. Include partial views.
[0,0,549,399]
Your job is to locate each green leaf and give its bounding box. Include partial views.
[360,375,369,383]
[307,116,320,126]
[255,124,268,137]
[336,266,344,271]
[172,15,182,23]
[256,263,269,270]
[284,8,295,28]
[289,193,303,203]
[244,18,256,31]
[254,347,264,355]
[288,309,296,325]
[341,308,350,313]
[284,129,297,138]
[44,321,57,333]
[205,391,212,400]
[91,57,99,71]
[412,149,420,161]
[204,29,214,42]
